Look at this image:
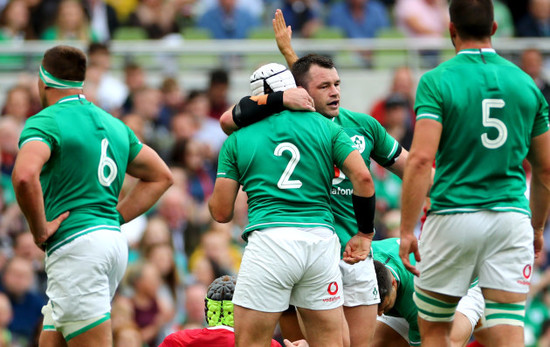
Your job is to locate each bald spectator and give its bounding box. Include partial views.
[517,0,550,37]
[520,48,550,103]
[0,257,46,345]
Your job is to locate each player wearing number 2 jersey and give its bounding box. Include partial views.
[399,1,550,346]
[12,45,172,346]
[209,63,377,347]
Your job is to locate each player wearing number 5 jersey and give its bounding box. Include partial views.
[209,63,377,347]
[399,1,550,346]
[12,45,173,347]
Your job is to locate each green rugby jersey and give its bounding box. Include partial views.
[372,238,420,346]
[332,108,399,252]
[19,95,143,255]
[217,109,356,241]
[416,48,549,215]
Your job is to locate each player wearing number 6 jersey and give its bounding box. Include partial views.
[12,45,173,347]
[209,63,377,347]
[399,1,550,346]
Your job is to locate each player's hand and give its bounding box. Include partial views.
[283,88,315,111]
[273,9,293,55]
[284,339,309,347]
[343,232,373,264]
[399,232,420,277]
[534,227,544,260]
[36,211,70,250]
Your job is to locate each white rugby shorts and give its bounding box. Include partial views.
[339,254,380,307]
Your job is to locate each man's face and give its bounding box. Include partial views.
[38,78,48,108]
[377,282,397,316]
[303,65,341,118]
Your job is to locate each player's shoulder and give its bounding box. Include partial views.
[338,107,378,123]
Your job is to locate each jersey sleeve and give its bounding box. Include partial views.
[368,118,400,167]
[125,124,143,163]
[216,134,240,182]
[532,89,550,138]
[19,112,60,150]
[331,122,357,169]
[415,73,443,123]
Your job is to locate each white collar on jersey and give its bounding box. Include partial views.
[458,48,496,55]
[57,94,87,104]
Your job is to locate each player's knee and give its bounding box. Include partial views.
[413,286,457,322]
[484,300,525,328]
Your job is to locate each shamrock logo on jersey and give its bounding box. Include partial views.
[351,135,365,153]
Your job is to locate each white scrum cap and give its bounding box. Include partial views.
[249,63,296,96]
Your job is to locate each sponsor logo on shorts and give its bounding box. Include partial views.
[523,264,532,279]
[327,281,339,295]
[323,296,341,303]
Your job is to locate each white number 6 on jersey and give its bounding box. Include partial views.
[98,138,118,187]
[481,99,507,149]
[274,142,302,189]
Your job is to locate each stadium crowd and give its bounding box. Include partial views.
[1,0,550,346]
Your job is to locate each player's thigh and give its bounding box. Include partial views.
[66,320,112,347]
[340,256,380,307]
[478,212,534,294]
[39,330,67,347]
[417,213,485,297]
[44,229,127,323]
[297,305,344,347]
[455,285,484,335]
[450,311,474,347]
[234,305,282,347]
[291,233,343,310]
[343,304,377,347]
[373,316,410,347]
[279,306,306,341]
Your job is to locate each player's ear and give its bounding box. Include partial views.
[449,22,457,40]
[491,21,498,36]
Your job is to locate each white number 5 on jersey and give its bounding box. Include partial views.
[274,142,302,189]
[481,99,507,149]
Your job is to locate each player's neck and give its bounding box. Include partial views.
[45,88,84,106]
[454,37,493,53]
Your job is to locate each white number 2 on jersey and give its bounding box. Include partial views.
[98,138,118,187]
[481,99,507,149]
[274,142,302,189]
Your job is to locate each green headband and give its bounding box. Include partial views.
[205,297,234,327]
[39,65,84,89]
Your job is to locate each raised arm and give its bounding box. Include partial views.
[117,145,173,223]
[273,9,299,68]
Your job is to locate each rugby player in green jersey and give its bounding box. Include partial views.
[12,45,173,346]
[219,10,412,346]
[399,1,550,346]
[209,63,377,347]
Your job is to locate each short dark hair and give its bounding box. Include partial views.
[374,260,393,305]
[42,45,86,82]
[450,0,494,41]
[209,69,229,86]
[291,54,335,88]
[87,42,109,56]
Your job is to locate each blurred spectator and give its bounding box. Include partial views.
[170,138,216,204]
[0,256,46,345]
[158,77,186,129]
[195,0,264,19]
[0,0,34,40]
[277,0,321,38]
[207,69,230,120]
[181,282,207,328]
[394,0,449,67]
[327,0,389,39]
[1,85,33,123]
[122,62,147,114]
[41,0,99,41]
[540,319,550,347]
[520,48,550,103]
[185,89,227,155]
[382,93,413,149]
[369,66,416,128]
[0,292,12,347]
[122,113,146,142]
[0,115,21,177]
[87,43,129,114]
[171,112,197,142]
[128,0,180,39]
[517,0,550,37]
[125,261,173,347]
[493,0,514,38]
[197,0,259,39]
[13,231,46,294]
[84,0,119,42]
